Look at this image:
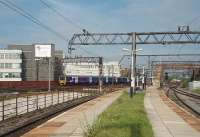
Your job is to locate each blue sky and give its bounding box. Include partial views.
[0,0,200,63]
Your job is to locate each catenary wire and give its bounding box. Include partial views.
[39,0,83,31]
[0,0,98,56]
[0,0,68,41]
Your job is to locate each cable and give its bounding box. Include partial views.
[0,0,98,56]
[39,0,99,56]
[38,0,102,57]
[187,15,200,26]
[39,0,84,31]
[0,0,68,41]
[1,0,134,59]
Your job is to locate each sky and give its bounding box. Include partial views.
[0,0,200,64]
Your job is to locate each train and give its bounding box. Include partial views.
[59,75,129,86]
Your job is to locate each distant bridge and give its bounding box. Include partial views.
[152,61,200,80]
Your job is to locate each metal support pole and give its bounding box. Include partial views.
[68,91,70,101]
[63,92,64,102]
[148,56,151,86]
[44,93,46,108]
[136,75,139,88]
[133,34,137,95]
[27,96,29,112]
[73,90,74,100]
[99,57,103,94]
[48,58,51,92]
[151,62,153,85]
[16,97,18,116]
[142,66,145,90]
[58,91,59,104]
[36,95,39,110]
[112,65,114,91]
[130,32,137,97]
[51,92,53,105]
[2,99,4,120]
[36,59,39,81]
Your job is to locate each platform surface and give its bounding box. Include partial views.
[144,86,200,137]
[22,90,123,137]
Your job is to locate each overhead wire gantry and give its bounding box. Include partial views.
[68,30,200,97]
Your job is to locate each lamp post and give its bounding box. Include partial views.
[35,58,41,81]
[142,66,145,90]
[122,47,142,97]
[48,57,51,92]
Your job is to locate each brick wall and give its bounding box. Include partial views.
[0,81,58,89]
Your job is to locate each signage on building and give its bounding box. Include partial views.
[35,44,51,57]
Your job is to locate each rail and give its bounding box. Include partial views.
[169,87,200,116]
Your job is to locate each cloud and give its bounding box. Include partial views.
[0,0,199,59]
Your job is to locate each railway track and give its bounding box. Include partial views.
[170,87,200,117]
[0,86,125,137]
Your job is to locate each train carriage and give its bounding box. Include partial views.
[58,75,129,86]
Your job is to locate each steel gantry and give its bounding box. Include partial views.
[68,31,200,97]
[69,31,200,47]
[119,53,200,67]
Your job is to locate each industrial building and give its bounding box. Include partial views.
[8,44,63,81]
[0,49,22,81]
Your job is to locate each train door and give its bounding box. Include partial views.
[106,76,109,84]
[89,76,93,84]
[115,77,118,83]
[75,76,78,84]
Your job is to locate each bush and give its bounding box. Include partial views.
[180,79,189,88]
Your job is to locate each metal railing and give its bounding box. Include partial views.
[0,89,98,121]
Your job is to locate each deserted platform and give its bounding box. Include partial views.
[22,90,123,137]
[145,85,200,137]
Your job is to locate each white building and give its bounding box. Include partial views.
[0,50,22,81]
[103,62,121,77]
[64,61,121,77]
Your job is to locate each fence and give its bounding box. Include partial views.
[0,89,99,121]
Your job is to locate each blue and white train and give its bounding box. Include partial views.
[59,75,129,86]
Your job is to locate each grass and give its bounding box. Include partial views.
[84,92,154,137]
[192,88,200,94]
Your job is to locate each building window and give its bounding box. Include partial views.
[0,52,21,59]
[3,73,9,78]
[12,63,21,69]
[16,54,21,59]
[12,72,21,78]
[0,53,4,59]
[9,54,12,59]
[5,63,12,69]
[12,53,21,59]
[0,72,21,78]
[5,54,9,59]
[0,63,4,68]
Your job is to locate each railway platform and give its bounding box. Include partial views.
[22,89,124,137]
[145,85,200,137]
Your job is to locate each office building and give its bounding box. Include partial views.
[8,44,63,81]
[0,49,22,81]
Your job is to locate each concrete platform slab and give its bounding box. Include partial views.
[22,89,124,137]
[145,86,200,137]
